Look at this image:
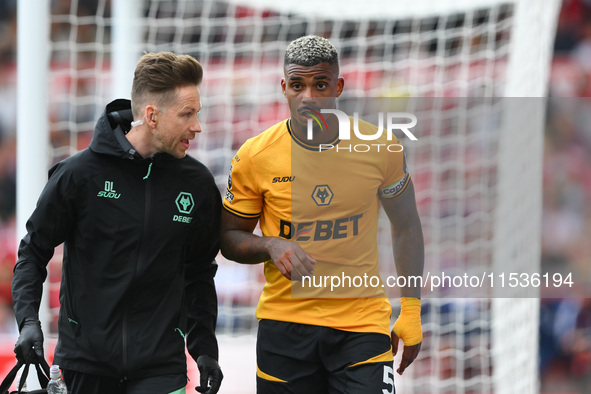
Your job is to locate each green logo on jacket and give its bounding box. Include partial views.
[173,192,194,223]
[97,181,121,199]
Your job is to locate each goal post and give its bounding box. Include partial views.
[17,0,561,392]
[111,0,143,100]
[491,0,560,392]
[16,0,51,337]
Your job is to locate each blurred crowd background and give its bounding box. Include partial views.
[0,0,590,392]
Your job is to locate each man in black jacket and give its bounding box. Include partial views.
[12,52,223,394]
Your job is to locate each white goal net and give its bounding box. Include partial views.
[19,0,560,392]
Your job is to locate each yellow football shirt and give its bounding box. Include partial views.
[223,118,410,335]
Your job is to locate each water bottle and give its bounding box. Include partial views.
[47,365,67,394]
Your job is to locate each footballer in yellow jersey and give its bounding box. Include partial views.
[224,117,409,333]
[221,35,424,394]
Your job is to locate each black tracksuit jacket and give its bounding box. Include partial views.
[12,99,221,379]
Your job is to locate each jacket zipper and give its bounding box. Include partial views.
[122,159,153,374]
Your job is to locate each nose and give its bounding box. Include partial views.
[191,116,202,134]
[302,86,316,98]
[301,87,318,106]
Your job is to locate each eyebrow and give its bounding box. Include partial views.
[180,105,199,113]
[289,75,331,81]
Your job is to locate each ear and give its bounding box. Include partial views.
[281,78,287,98]
[144,105,157,128]
[336,77,345,97]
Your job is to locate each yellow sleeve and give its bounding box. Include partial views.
[379,141,411,199]
[223,143,262,218]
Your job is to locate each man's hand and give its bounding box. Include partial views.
[267,237,316,281]
[391,297,422,375]
[195,355,223,394]
[220,211,316,280]
[14,318,44,363]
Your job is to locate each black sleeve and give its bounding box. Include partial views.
[11,162,76,329]
[185,177,222,361]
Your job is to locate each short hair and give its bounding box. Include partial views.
[284,35,339,68]
[131,52,203,118]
